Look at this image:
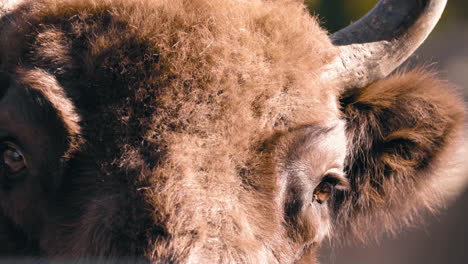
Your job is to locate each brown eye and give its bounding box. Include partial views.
[313,181,333,204]
[2,145,26,173]
[313,169,349,204]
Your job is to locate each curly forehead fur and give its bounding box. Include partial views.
[1,0,340,183]
[0,0,340,261]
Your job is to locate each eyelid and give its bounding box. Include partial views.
[2,140,23,151]
[0,133,19,144]
[323,168,349,191]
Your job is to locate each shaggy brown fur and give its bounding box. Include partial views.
[0,0,465,263]
[336,70,467,242]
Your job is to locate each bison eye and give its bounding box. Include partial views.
[2,144,26,174]
[313,181,333,204]
[313,169,349,204]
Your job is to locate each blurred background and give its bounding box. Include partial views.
[305,1,468,263]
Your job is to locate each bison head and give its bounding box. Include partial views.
[0,0,465,263]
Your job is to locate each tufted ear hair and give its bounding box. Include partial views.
[332,69,467,243]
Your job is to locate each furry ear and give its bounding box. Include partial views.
[333,69,467,243]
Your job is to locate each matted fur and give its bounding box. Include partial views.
[0,0,465,263]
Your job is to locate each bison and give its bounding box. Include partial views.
[0,0,466,263]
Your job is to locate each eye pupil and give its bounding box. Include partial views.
[2,146,26,173]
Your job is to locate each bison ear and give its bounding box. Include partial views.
[333,69,467,242]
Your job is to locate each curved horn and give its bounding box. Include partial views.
[321,0,447,90]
